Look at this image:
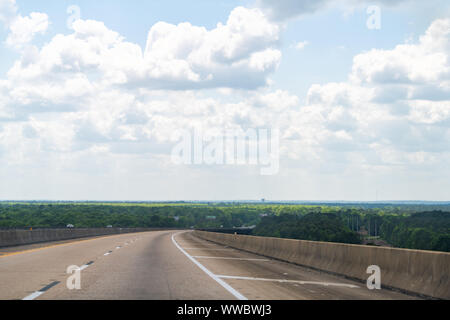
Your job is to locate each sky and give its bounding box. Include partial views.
[0,0,449,201]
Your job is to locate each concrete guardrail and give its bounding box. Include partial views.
[194,231,450,300]
[0,228,161,248]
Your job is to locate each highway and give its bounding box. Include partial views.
[0,230,418,300]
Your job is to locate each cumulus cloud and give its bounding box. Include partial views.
[2,17,450,160]
[0,0,448,200]
[252,90,299,110]
[6,6,281,101]
[292,18,450,161]
[129,6,282,89]
[349,17,450,129]
[6,12,49,48]
[1,0,49,49]
[351,19,450,86]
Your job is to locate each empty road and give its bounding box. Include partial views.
[0,230,418,300]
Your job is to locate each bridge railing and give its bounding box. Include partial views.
[0,228,174,248]
[194,230,450,300]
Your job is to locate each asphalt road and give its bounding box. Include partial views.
[0,230,419,300]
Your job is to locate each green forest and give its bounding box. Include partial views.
[0,202,449,252]
[253,212,361,244]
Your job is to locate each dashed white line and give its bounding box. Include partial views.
[79,261,95,271]
[23,281,60,300]
[215,275,360,288]
[172,232,247,301]
[23,291,43,300]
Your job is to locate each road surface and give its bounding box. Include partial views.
[0,230,418,300]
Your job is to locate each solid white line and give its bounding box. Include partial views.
[216,275,360,288]
[23,291,44,300]
[192,256,270,262]
[183,248,234,251]
[176,243,227,248]
[171,232,247,301]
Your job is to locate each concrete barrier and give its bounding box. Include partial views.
[0,228,162,248]
[194,231,450,299]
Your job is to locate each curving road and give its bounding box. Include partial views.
[0,230,418,300]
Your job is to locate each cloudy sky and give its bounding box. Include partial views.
[0,0,449,201]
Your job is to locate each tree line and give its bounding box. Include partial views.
[0,202,448,252]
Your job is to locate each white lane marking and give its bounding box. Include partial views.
[192,256,270,262]
[215,275,360,288]
[183,248,234,251]
[23,281,60,300]
[172,232,247,301]
[176,243,226,248]
[23,291,43,300]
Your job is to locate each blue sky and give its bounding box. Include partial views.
[0,0,449,201]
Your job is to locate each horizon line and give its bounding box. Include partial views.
[1,200,450,204]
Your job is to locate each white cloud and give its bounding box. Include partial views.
[2,17,449,163]
[0,1,449,200]
[138,6,282,89]
[351,19,450,85]
[1,0,49,49]
[294,41,309,50]
[252,90,299,110]
[296,18,450,160]
[5,6,281,99]
[6,12,49,48]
